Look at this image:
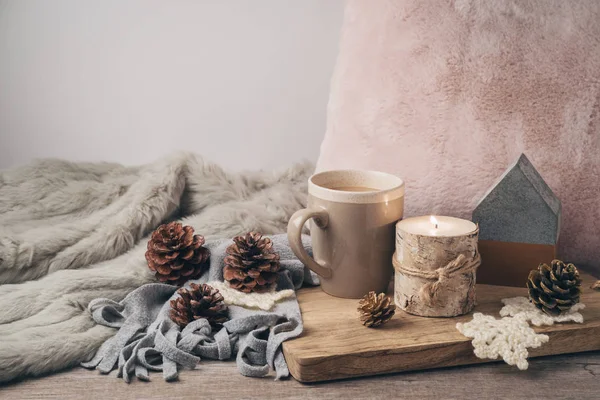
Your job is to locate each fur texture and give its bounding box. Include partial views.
[0,153,312,383]
[318,0,600,271]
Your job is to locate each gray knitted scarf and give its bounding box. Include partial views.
[81,234,316,382]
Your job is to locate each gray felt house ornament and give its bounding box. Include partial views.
[472,154,561,287]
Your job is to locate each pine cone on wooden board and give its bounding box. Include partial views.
[527,259,582,316]
[170,283,229,328]
[223,232,281,293]
[358,291,396,328]
[145,222,210,286]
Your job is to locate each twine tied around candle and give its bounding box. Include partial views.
[392,252,481,307]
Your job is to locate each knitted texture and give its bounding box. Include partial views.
[457,296,586,370]
[81,234,318,382]
[208,281,295,311]
[456,313,548,370]
[500,296,585,326]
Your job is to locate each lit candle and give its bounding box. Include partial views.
[393,215,480,317]
[430,215,438,229]
[397,215,477,237]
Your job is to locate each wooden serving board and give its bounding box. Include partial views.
[282,273,600,383]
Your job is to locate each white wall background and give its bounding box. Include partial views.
[0,0,343,170]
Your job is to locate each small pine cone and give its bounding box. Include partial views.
[223,232,280,293]
[145,222,210,286]
[527,259,582,316]
[170,283,229,328]
[358,291,396,328]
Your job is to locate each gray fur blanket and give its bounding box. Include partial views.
[0,153,312,383]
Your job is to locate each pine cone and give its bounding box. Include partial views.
[223,232,280,293]
[358,291,396,328]
[145,222,210,286]
[170,283,229,328]
[527,259,582,316]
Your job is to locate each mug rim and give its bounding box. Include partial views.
[308,169,405,204]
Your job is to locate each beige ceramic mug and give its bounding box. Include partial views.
[287,170,405,298]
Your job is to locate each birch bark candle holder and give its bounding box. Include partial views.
[393,216,480,317]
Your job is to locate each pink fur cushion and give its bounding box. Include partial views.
[317,0,600,270]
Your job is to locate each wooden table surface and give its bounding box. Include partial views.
[4,273,600,399]
[2,352,600,399]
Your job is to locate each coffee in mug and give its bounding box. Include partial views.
[287,170,404,298]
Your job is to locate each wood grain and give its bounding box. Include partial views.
[3,353,600,399]
[282,273,600,383]
[3,275,599,399]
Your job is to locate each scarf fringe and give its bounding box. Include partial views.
[81,294,301,382]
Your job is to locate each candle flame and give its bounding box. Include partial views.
[430,216,439,229]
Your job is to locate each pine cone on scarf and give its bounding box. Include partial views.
[223,232,280,293]
[527,259,582,316]
[145,222,210,286]
[358,291,396,328]
[170,283,229,328]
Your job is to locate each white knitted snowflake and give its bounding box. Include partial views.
[456,313,548,370]
[208,281,295,311]
[500,296,585,326]
[456,296,586,370]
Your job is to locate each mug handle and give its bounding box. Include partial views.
[287,208,332,278]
